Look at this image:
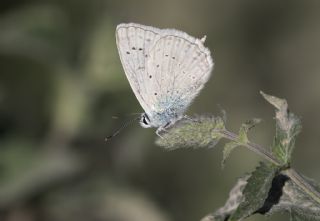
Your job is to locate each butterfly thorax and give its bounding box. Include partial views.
[139,111,179,129]
[140,108,182,129]
[139,96,190,128]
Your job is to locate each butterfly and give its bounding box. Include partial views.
[115,23,214,137]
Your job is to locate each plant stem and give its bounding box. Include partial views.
[219,130,281,166]
[284,168,320,204]
[219,129,320,204]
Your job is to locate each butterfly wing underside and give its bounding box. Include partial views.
[146,29,214,116]
[116,23,162,114]
[116,23,214,126]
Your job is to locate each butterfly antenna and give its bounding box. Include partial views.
[125,112,142,116]
[105,116,141,141]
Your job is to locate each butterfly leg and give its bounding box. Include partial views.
[183,115,198,123]
[156,127,165,138]
[155,121,172,138]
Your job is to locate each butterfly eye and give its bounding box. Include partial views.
[140,113,151,128]
[142,117,148,125]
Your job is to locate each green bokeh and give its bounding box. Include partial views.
[0,0,320,220]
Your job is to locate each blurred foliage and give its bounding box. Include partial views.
[0,0,320,221]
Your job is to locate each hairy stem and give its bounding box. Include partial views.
[218,129,320,204]
[284,168,320,204]
[219,129,281,166]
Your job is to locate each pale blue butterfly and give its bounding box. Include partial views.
[114,23,214,137]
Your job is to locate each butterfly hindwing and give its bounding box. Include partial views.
[146,30,214,116]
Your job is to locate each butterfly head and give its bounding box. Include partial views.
[140,113,152,128]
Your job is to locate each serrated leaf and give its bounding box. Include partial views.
[156,115,225,150]
[267,175,320,220]
[222,142,239,168]
[230,162,278,220]
[201,176,249,221]
[260,91,302,165]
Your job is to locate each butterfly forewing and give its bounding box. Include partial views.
[116,23,161,113]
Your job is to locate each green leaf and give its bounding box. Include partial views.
[267,175,320,220]
[238,118,261,144]
[221,118,261,167]
[260,91,302,165]
[230,162,278,220]
[201,176,249,221]
[156,115,225,150]
[221,142,238,168]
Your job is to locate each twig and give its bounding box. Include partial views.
[219,129,281,166]
[218,129,320,204]
[284,168,320,204]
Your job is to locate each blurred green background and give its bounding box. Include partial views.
[0,0,319,220]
